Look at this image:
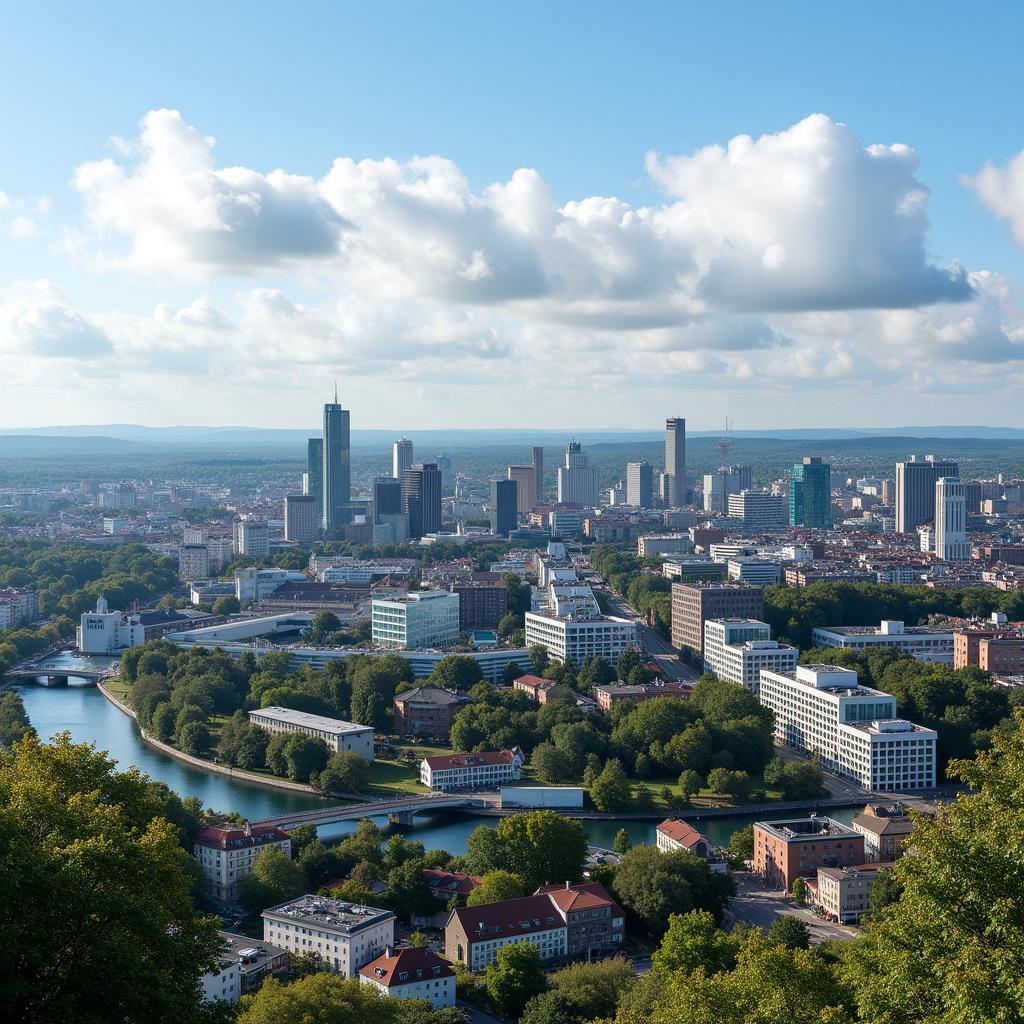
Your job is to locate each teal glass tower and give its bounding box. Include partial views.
[789,456,832,528]
[322,385,351,532]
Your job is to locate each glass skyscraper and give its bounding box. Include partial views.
[789,456,832,528]
[306,437,323,519]
[322,388,351,532]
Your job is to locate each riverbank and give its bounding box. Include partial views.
[97,681,320,796]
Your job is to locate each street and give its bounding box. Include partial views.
[727,872,860,943]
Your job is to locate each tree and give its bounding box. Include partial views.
[652,910,740,976]
[177,719,210,756]
[307,611,342,643]
[768,915,811,949]
[238,845,306,914]
[387,858,438,920]
[867,866,902,917]
[549,956,635,1018]
[791,876,806,905]
[846,719,1024,1023]
[727,825,753,868]
[236,973,400,1024]
[430,654,484,691]
[485,942,548,1017]
[149,701,176,742]
[0,733,222,1024]
[520,991,575,1024]
[466,869,526,906]
[531,741,571,783]
[495,811,588,891]
[284,734,331,782]
[613,828,632,855]
[498,613,522,640]
[528,645,549,673]
[677,769,703,802]
[590,758,632,812]
[384,834,426,871]
[315,750,370,794]
[212,594,241,616]
[336,818,384,867]
[287,822,320,856]
[0,691,35,749]
[266,732,291,775]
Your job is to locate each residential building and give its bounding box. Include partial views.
[703,618,797,694]
[727,557,781,586]
[215,931,290,994]
[393,686,468,740]
[592,681,690,712]
[420,749,524,791]
[637,534,693,557]
[664,417,687,508]
[372,591,461,649]
[77,595,145,654]
[728,488,787,530]
[851,803,914,862]
[234,518,270,557]
[655,819,728,872]
[525,610,637,664]
[449,581,507,630]
[262,895,395,978]
[393,437,414,479]
[359,946,455,1008]
[895,455,958,534]
[179,543,211,581]
[193,823,292,903]
[402,463,443,538]
[422,868,482,907]
[507,465,537,513]
[977,635,1024,675]
[810,863,886,923]
[758,664,937,791]
[535,882,626,958]
[556,441,598,506]
[789,457,832,528]
[285,494,320,544]
[322,390,352,532]
[532,446,545,503]
[753,816,865,890]
[490,478,518,536]
[248,707,375,759]
[626,461,654,508]
[0,587,38,628]
[935,476,971,561]
[446,894,567,970]
[670,582,765,656]
[810,620,954,665]
[201,953,241,1004]
[306,438,324,519]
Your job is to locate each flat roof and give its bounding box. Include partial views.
[755,816,861,842]
[814,625,953,637]
[262,895,394,934]
[216,930,288,972]
[250,707,373,735]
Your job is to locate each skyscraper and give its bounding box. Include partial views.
[531,446,545,503]
[703,465,754,514]
[393,437,414,479]
[402,463,442,538]
[556,441,598,506]
[895,455,959,534]
[321,387,351,532]
[507,465,537,513]
[935,477,971,561]
[434,454,453,488]
[372,476,402,519]
[626,461,654,508]
[305,438,323,519]
[789,457,832,528]
[490,479,518,536]
[665,418,686,508]
[284,494,320,544]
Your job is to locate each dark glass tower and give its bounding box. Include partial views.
[490,478,518,536]
[402,463,442,538]
[322,386,351,532]
[306,438,323,519]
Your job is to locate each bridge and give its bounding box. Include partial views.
[5,659,119,686]
[254,793,487,830]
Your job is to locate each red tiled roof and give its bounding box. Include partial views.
[656,818,708,850]
[513,674,549,690]
[423,868,482,897]
[422,749,518,770]
[536,881,624,919]
[359,946,454,988]
[193,825,291,850]
[452,894,563,942]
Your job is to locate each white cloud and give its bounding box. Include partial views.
[0,281,112,359]
[965,149,1024,246]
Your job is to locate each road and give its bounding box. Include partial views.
[727,872,859,943]
[771,745,870,801]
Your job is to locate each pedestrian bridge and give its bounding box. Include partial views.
[254,793,486,830]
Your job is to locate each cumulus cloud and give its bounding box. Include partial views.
[0,281,112,359]
[69,110,967,331]
[965,149,1024,246]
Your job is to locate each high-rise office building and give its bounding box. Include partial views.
[507,465,537,513]
[372,476,403,519]
[306,438,323,518]
[393,437,414,479]
[284,494,320,544]
[532,446,545,503]
[556,441,598,506]
[322,388,351,532]
[935,477,971,561]
[665,418,686,508]
[233,518,270,558]
[728,489,786,530]
[626,461,654,508]
[703,465,754,514]
[895,455,959,534]
[490,479,518,536]
[789,457,832,528]
[434,454,453,489]
[402,463,442,538]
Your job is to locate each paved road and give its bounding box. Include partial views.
[771,745,870,801]
[727,872,859,943]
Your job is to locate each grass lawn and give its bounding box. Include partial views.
[365,757,429,796]
[104,678,132,702]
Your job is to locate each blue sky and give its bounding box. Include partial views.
[3,2,1024,429]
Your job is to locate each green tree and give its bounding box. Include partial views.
[485,941,548,1017]
[236,973,399,1024]
[212,594,241,616]
[466,869,526,906]
[0,733,222,1024]
[531,741,571,783]
[520,991,575,1024]
[0,691,35,749]
[768,914,811,949]
[549,956,635,1018]
[287,822,319,856]
[284,734,331,782]
[149,701,176,742]
[495,811,588,890]
[590,758,632,812]
[177,719,210,756]
[430,654,485,691]
[613,828,633,855]
[528,645,549,673]
[498,612,522,640]
[677,769,703,802]
[653,910,740,976]
[791,876,806,905]
[238,845,306,914]
[307,611,342,643]
[315,750,370,794]
[867,866,902,918]
[727,825,754,868]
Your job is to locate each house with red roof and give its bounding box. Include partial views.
[420,748,524,791]
[359,946,455,1008]
[193,823,292,902]
[535,881,625,957]
[655,819,729,872]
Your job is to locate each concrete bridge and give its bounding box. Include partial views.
[5,660,118,686]
[254,793,486,830]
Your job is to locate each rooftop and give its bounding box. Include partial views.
[394,685,468,706]
[215,931,288,972]
[451,893,564,941]
[262,895,394,934]
[249,707,373,735]
[422,749,520,770]
[193,825,291,850]
[755,815,862,842]
[360,946,454,988]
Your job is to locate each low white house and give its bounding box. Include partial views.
[359,946,455,1008]
[420,748,523,791]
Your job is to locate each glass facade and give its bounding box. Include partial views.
[788,457,832,528]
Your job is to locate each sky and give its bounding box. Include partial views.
[4,1,1024,432]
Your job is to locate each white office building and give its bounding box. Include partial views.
[200,957,241,1004]
[727,489,787,530]
[727,557,782,586]
[758,664,937,791]
[233,518,270,557]
[76,596,146,654]
[703,619,797,694]
[810,620,954,665]
[935,477,972,561]
[393,437,414,479]
[525,610,637,664]
[263,895,396,978]
[249,707,375,759]
[372,591,461,650]
[235,568,307,602]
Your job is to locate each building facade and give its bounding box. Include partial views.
[490,478,518,536]
[323,392,352,532]
[753,816,865,890]
[670,582,765,655]
[306,438,324,519]
[449,581,507,630]
[393,685,468,740]
[811,863,885,923]
[507,465,538,513]
[420,749,523,790]
[77,596,145,654]
[248,707,375,759]
[728,488,786,529]
[556,441,598,507]
[895,455,958,534]
[372,591,461,649]
[851,803,914,861]
[525,611,637,664]
[193,824,292,903]
[934,476,971,561]
[664,417,686,508]
[285,494,320,544]
[393,437,414,479]
[810,620,954,665]
[703,618,797,694]
[789,457,832,528]
[402,463,443,538]
[626,461,654,508]
[446,894,566,970]
[359,946,455,1008]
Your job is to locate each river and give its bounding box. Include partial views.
[17,661,856,851]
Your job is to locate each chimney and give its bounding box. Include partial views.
[386,944,393,958]
[565,880,570,890]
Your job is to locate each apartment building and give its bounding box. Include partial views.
[670,582,765,655]
[758,665,937,791]
[359,946,455,1008]
[810,619,954,665]
[262,895,396,977]
[393,685,468,740]
[810,863,886,923]
[655,819,728,872]
[193,824,293,903]
[753,816,865,890]
[851,803,914,862]
[525,611,637,664]
[535,882,626,958]
[214,931,290,994]
[703,618,797,695]
[420,749,524,791]
[248,707,374,760]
